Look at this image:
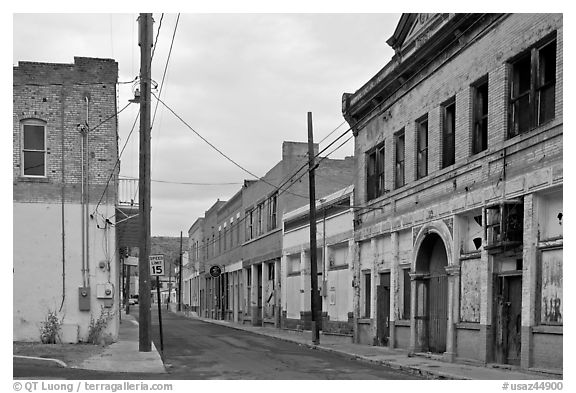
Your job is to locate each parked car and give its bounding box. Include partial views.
[128,297,138,305]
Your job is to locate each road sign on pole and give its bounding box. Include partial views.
[149,254,165,276]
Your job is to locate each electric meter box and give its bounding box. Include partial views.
[96,283,114,299]
[79,287,91,311]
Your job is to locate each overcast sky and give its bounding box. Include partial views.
[13,12,401,236]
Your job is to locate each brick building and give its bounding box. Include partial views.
[187,141,355,327]
[342,14,562,373]
[13,57,120,343]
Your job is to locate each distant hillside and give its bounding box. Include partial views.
[151,236,187,271]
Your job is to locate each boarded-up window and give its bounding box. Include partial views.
[539,248,563,325]
[460,258,481,323]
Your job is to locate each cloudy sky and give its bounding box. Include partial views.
[13,12,400,236]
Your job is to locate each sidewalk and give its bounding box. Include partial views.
[13,311,166,374]
[175,310,561,380]
[76,311,166,373]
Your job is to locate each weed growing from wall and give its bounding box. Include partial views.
[40,310,62,344]
[87,306,114,345]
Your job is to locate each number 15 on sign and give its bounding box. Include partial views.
[149,254,165,276]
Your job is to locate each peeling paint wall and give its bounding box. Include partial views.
[460,258,482,323]
[540,249,562,324]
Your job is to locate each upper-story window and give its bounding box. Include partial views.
[472,76,489,154]
[366,142,385,201]
[441,97,456,169]
[246,209,254,241]
[267,194,278,231]
[416,115,428,179]
[509,36,557,138]
[394,129,405,189]
[21,119,47,177]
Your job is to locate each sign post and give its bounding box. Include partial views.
[150,254,165,352]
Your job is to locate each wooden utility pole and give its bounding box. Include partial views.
[307,112,321,345]
[179,231,183,312]
[138,13,153,352]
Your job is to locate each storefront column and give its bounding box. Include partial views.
[250,264,259,325]
[389,231,399,348]
[275,258,282,328]
[445,265,461,362]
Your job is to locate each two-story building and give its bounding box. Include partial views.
[13,57,121,343]
[282,185,355,334]
[342,13,562,373]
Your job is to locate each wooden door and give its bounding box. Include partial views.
[427,274,448,353]
[376,273,391,346]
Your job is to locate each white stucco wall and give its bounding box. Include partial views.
[13,202,119,343]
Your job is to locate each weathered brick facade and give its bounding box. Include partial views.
[13,57,120,343]
[343,14,562,373]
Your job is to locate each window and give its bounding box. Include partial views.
[218,228,222,254]
[402,268,411,320]
[472,77,489,154]
[442,98,456,168]
[395,129,405,189]
[416,116,428,179]
[509,37,557,137]
[268,263,275,281]
[267,194,278,231]
[21,120,47,177]
[538,248,562,325]
[363,272,371,318]
[256,203,264,236]
[246,210,254,241]
[366,143,385,201]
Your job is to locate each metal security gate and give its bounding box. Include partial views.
[427,274,448,353]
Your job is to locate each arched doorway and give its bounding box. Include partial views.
[415,232,449,353]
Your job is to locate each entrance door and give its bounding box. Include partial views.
[376,273,391,346]
[495,275,522,365]
[427,274,448,353]
[257,264,263,325]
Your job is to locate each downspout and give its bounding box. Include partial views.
[79,122,86,287]
[59,85,67,312]
[85,96,91,287]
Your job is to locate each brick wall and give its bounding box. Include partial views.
[350,14,562,211]
[13,57,119,205]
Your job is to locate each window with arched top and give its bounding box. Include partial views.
[21,119,47,177]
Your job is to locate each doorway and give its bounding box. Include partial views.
[494,274,522,365]
[415,233,449,353]
[377,272,391,346]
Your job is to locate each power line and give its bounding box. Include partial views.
[119,176,241,186]
[93,110,141,215]
[150,13,164,61]
[152,13,179,130]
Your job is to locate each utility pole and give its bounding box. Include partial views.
[179,231,183,312]
[138,13,153,353]
[307,112,321,345]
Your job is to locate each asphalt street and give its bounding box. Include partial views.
[145,307,422,380]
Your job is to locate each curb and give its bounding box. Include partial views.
[14,355,68,368]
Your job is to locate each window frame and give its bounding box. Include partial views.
[21,119,48,177]
[416,115,429,180]
[509,35,557,138]
[394,129,405,189]
[471,76,489,155]
[441,97,456,169]
[366,142,386,201]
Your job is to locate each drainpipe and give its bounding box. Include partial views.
[79,123,86,287]
[85,96,91,287]
[59,85,67,312]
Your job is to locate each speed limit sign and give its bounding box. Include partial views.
[149,254,165,276]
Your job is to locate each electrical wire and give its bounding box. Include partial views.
[152,13,179,130]
[151,13,164,61]
[93,110,141,215]
[119,176,242,186]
